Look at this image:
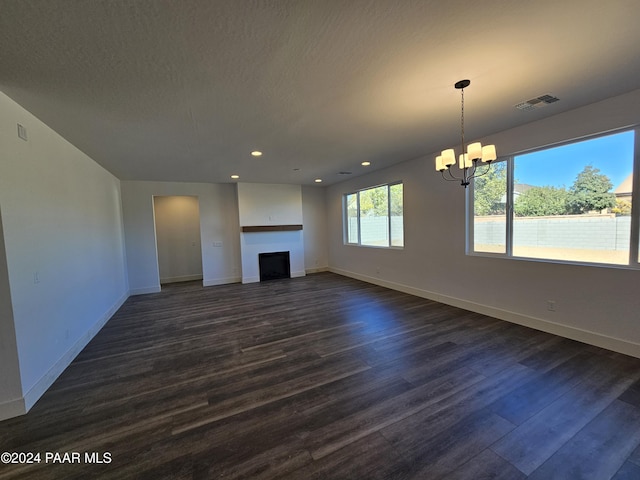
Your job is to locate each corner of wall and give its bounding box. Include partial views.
[22,291,129,412]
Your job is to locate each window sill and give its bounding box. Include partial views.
[467,250,640,271]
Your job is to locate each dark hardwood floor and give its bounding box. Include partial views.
[1,272,640,479]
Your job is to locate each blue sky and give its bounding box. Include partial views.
[514,130,635,190]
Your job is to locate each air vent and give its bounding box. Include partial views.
[338,171,352,175]
[515,94,559,111]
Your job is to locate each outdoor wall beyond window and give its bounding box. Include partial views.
[345,182,404,247]
[471,129,639,266]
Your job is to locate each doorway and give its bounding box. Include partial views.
[153,196,203,286]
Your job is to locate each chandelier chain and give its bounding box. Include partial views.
[460,88,465,159]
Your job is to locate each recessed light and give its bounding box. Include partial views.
[361,161,371,166]
[231,174,239,179]
[251,151,263,157]
[314,178,322,183]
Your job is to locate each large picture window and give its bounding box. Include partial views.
[345,182,404,248]
[471,128,638,266]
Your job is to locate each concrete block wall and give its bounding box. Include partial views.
[475,215,631,251]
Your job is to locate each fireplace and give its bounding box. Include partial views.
[258,251,291,281]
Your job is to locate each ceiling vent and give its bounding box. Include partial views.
[338,171,352,175]
[515,94,559,111]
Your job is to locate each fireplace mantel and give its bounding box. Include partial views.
[241,225,303,233]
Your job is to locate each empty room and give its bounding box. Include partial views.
[1,1,640,479]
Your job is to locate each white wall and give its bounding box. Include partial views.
[0,91,129,418]
[121,181,241,293]
[327,88,640,357]
[153,196,203,284]
[0,206,23,419]
[237,183,303,225]
[302,186,329,273]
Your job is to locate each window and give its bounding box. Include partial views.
[344,182,404,247]
[471,129,638,266]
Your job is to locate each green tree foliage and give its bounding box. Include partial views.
[567,165,616,214]
[474,162,506,215]
[359,186,388,216]
[354,184,403,219]
[476,164,617,217]
[389,183,403,216]
[514,186,570,217]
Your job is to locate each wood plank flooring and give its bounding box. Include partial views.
[1,272,639,479]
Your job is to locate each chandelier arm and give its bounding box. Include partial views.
[441,169,462,182]
[469,163,492,180]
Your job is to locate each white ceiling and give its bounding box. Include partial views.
[1,0,640,186]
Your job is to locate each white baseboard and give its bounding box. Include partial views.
[130,286,161,295]
[291,270,306,278]
[306,267,329,274]
[160,274,203,284]
[203,276,242,287]
[0,397,26,422]
[21,291,129,413]
[329,267,640,359]
[242,276,260,284]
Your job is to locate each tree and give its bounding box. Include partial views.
[389,183,403,216]
[359,185,388,217]
[514,186,570,217]
[567,165,616,214]
[612,199,632,215]
[474,162,506,215]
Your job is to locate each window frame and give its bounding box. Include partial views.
[344,181,404,249]
[468,126,640,269]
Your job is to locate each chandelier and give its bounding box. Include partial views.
[435,79,496,187]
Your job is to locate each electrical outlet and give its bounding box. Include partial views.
[547,300,556,311]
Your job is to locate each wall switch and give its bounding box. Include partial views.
[34,271,40,284]
[17,123,28,141]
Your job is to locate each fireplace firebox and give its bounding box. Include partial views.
[258,251,291,281]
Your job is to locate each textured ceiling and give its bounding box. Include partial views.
[1,0,640,186]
